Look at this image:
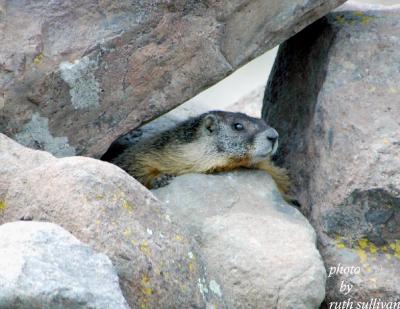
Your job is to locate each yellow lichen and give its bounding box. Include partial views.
[139,241,151,257]
[188,261,196,273]
[142,287,153,296]
[122,200,134,212]
[175,234,183,241]
[335,15,346,24]
[395,240,400,260]
[360,15,373,25]
[140,275,153,306]
[336,242,346,249]
[335,235,400,264]
[356,246,368,263]
[33,53,44,65]
[141,275,150,285]
[0,200,6,213]
[140,303,148,309]
[358,238,368,250]
[335,235,346,249]
[123,227,132,237]
[352,11,373,25]
[369,243,377,254]
[335,12,373,26]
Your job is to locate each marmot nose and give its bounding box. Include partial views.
[266,128,279,144]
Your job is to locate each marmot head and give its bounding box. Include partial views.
[200,111,279,164]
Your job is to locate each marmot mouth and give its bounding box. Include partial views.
[260,146,277,157]
[271,141,278,155]
[250,151,274,163]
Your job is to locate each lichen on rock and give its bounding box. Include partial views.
[14,113,76,157]
[60,56,100,110]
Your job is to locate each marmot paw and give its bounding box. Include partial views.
[151,174,175,189]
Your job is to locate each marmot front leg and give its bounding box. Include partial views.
[150,174,175,189]
[253,160,290,196]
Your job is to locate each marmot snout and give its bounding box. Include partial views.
[111,111,290,195]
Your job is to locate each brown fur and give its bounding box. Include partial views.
[112,111,291,198]
[253,160,291,198]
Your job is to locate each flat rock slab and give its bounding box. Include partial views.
[0,221,129,309]
[263,4,400,303]
[153,170,326,309]
[0,0,345,158]
[0,134,224,308]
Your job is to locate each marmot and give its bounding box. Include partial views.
[111,111,290,196]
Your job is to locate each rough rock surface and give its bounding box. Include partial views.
[0,134,224,308]
[0,0,346,158]
[0,221,129,309]
[263,5,400,303]
[153,170,326,309]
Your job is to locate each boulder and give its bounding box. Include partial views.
[0,134,224,308]
[263,4,400,303]
[0,221,129,309]
[152,170,326,308]
[0,0,346,158]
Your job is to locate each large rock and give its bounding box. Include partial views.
[263,4,400,303]
[0,221,129,309]
[152,171,326,308]
[0,134,224,308]
[0,0,345,158]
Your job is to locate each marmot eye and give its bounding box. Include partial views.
[233,123,244,131]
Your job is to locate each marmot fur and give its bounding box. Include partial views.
[112,111,290,196]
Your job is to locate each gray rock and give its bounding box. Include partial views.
[0,221,129,309]
[0,0,345,158]
[0,134,224,308]
[152,170,326,309]
[263,4,400,303]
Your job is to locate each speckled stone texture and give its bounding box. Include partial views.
[0,221,129,309]
[0,0,345,158]
[263,4,400,303]
[153,171,326,309]
[0,134,225,309]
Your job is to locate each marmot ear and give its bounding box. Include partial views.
[203,114,218,135]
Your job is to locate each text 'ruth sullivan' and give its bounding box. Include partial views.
[329,298,400,309]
